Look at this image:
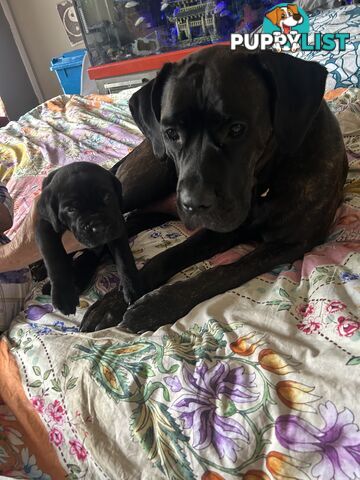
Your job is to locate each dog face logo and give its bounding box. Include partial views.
[266,5,303,34]
[263,3,309,52]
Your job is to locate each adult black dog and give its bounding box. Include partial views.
[36,162,141,316]
[81,45,348,333]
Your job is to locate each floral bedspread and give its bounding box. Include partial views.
[0,89,359,480]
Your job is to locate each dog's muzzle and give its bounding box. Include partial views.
[178,186,214,214]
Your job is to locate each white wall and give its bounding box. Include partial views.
[7,0,85,100]
[0,4,38,119]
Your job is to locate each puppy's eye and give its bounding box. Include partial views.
[166,128,180,141]
[66,207,77,214]
[229,124,245,139]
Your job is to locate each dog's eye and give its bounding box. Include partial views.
[66,207,77,214]
[229,124,245,138]
[166,128,180,141]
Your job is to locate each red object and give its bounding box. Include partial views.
[88,42,230,80]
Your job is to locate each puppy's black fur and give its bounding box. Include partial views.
[81,46,348,332]
[36,162,141,315]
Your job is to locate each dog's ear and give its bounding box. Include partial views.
[257,51,327,153]
[265,7,281,26]
[288,4,300,15]
[38,172,62,233]
[129,62,173,160]
[111,174,123,210]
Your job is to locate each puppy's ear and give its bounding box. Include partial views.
[111,175,123,210]
[129,63,173,160]
[37,185,62,233]
[257,51,327,153]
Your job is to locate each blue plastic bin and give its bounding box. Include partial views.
[50,49,86,95]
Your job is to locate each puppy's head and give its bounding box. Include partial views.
[39,162,125,248]
[129,46,326,233]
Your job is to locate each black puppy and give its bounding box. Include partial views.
[81,46,348,333]
[36,161,141,316]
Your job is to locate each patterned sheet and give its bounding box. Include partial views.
[295,5,360,91]
[0,88,359,480]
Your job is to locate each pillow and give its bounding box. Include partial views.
[294,5,360,90]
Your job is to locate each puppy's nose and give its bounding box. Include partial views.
[84,222,102,234]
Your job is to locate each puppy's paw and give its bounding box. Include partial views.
[52,284,79,316]
[30,260,48,282]
[80,288,128,332]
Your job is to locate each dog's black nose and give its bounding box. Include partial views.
[179,188,213,213]
[182,200,211,213]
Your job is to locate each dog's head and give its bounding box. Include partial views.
[265,4,303,30]
[39,162,125,248]
[129,46,327,232]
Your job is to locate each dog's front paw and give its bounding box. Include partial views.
[291,43,300,52]
[120,285,181,333]
[52,283,79,316]
[80,288,128,332]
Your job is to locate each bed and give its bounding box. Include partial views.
[0,6,359,480]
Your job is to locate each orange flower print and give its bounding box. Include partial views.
[243,469,271,480]
[266,451,307,480]
[202,471,225,480]
[258,349,294,375]
[45,99,64,112]
[230,332,265,356]
[276,380,320,413]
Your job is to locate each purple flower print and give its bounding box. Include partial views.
[165,376,182,393]
[172,362,259,462]
[340,272,360,282]
[276,401,360,480]
[166,232,180,239]
[95,272,120,295]
[25,304,53,321]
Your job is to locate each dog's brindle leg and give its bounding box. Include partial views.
[139,227,257,292]
[115,140,177,213]
[121,241,306,332]
[80,227,255,331]
[35,219,78,315]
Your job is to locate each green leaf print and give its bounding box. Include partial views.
[131,400,194,480]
